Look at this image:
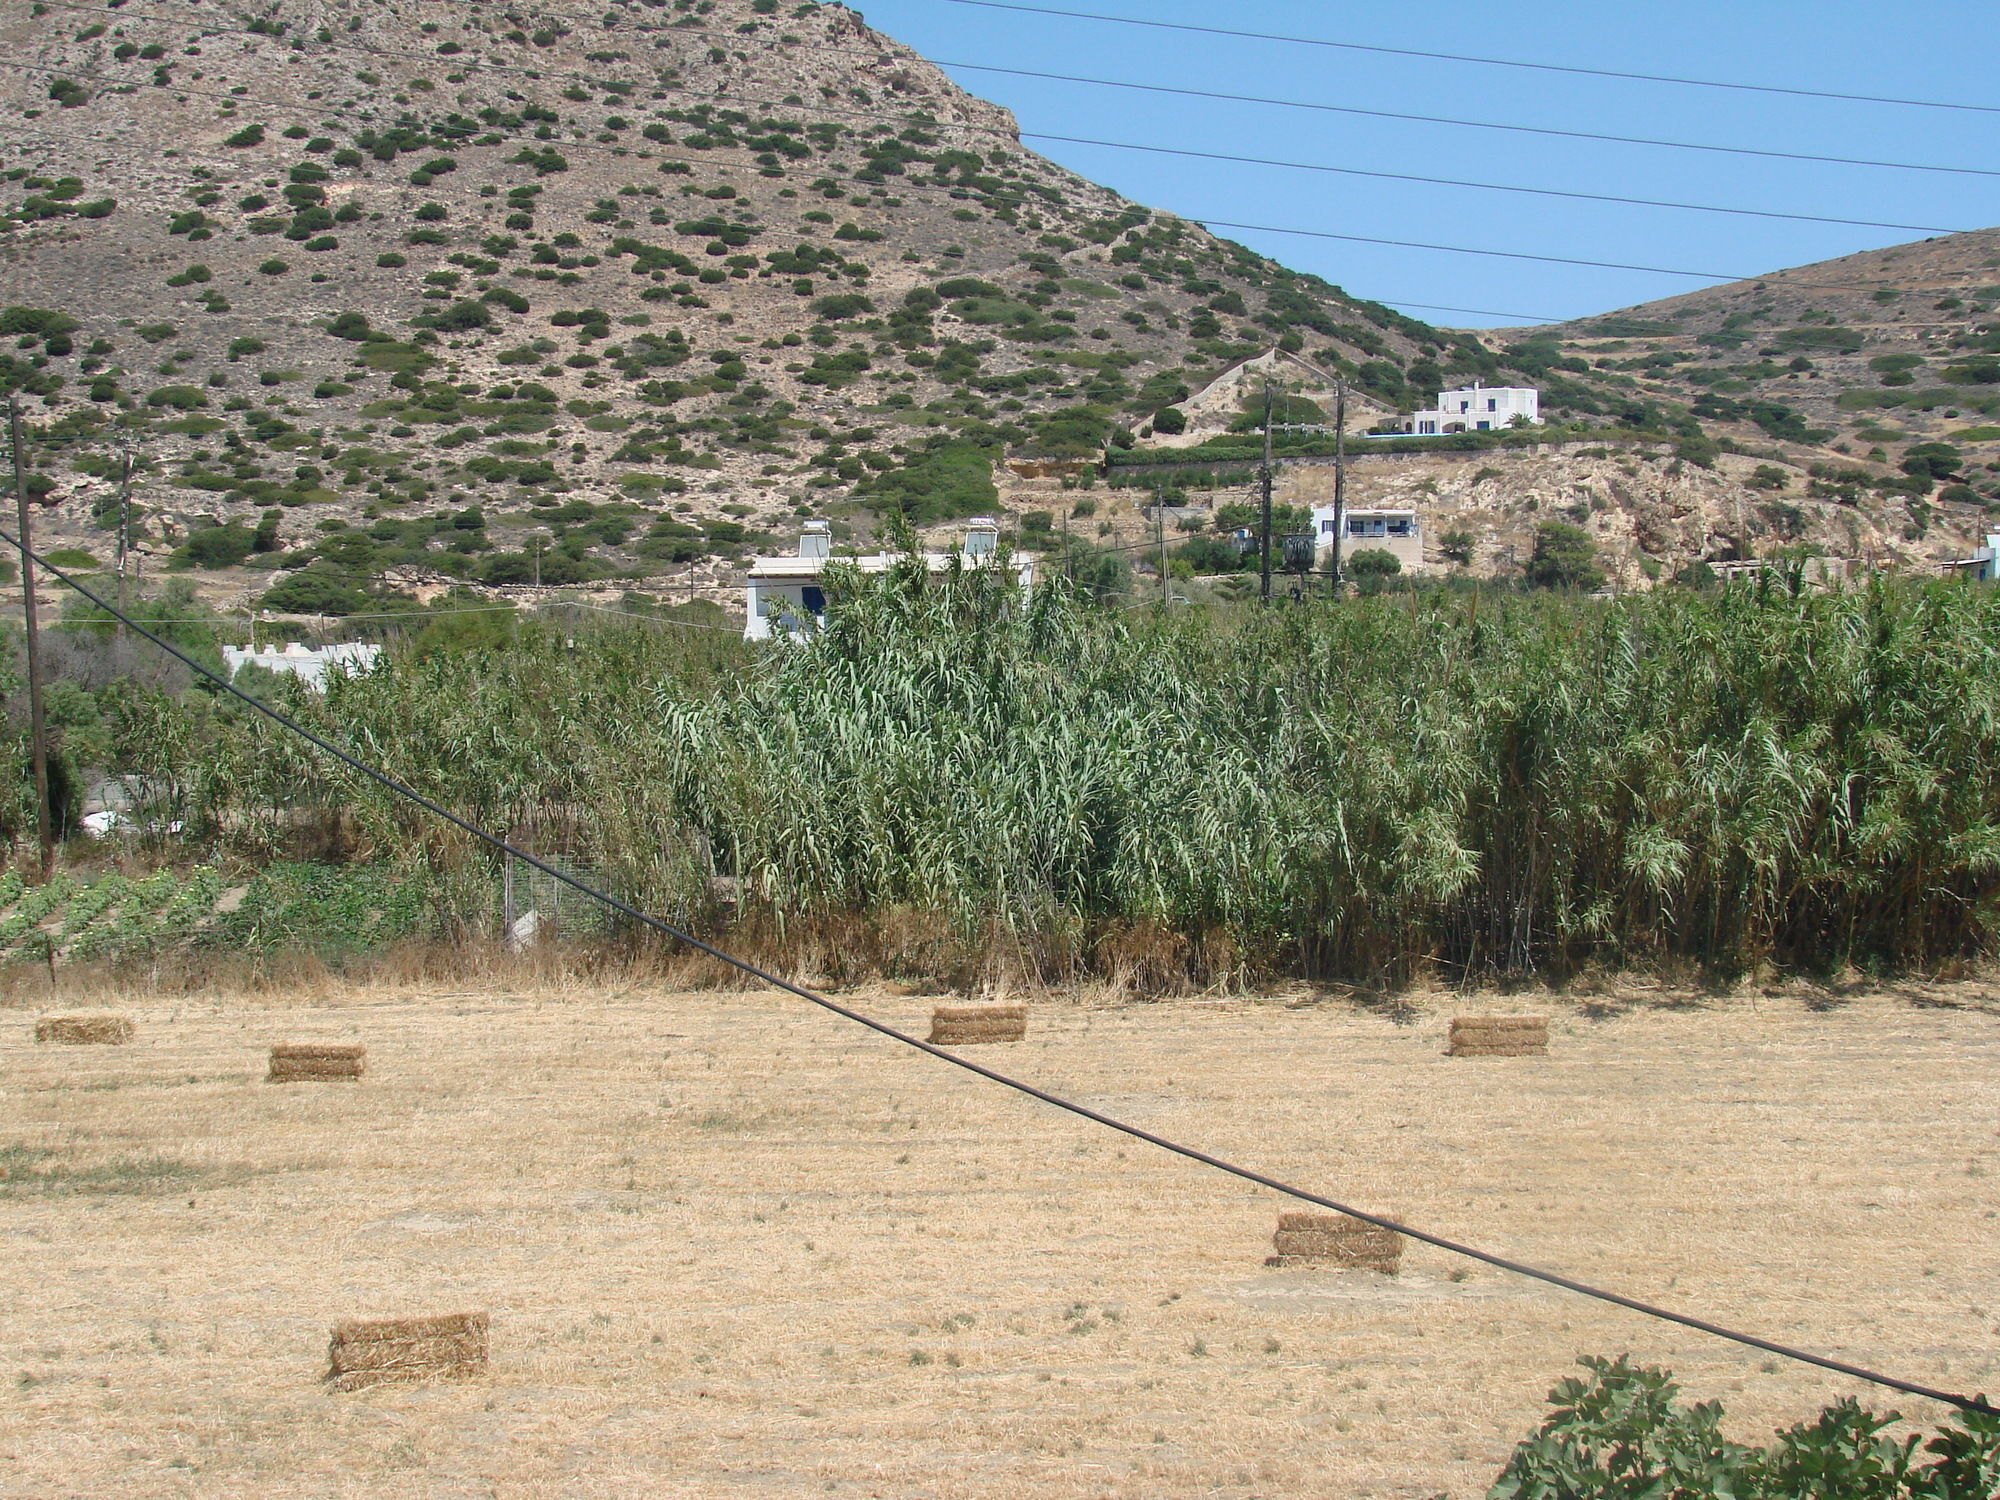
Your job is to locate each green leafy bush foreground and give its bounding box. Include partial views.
[1491,1357,1999,1499]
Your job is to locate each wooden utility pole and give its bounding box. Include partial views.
[9,396,53,880]
[114,442,132,647]
[1156,498,1169,609]
[1258,377,1275,603]
[1330,379,1349,598]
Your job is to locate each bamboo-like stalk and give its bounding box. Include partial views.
[68,570,2000,987]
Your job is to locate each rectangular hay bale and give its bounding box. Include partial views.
[34,1015,134,1046]
[1448,1016,1548,1057]
[928,1004,1027,1045]
[268,1043,367,1082]
[327,1311,487,1392]
[1266,1211,1402,1273]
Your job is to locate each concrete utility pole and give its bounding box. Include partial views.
[9,396,53,880]
[1259,377,1275,603]
[1330,379,1349,599]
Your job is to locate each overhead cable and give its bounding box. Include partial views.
[1,524,1993,1422]
[1022,133,1969,235]
[934,61,2000,181]
[17,3,2000,186]
[0,58,1860,287]
[934,0,2000,117]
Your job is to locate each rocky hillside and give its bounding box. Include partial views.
[1,0,1993,614]
[1470,231,2000,556]
[0,0,1493,613]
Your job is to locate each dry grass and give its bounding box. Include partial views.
[1,974,1997,1498]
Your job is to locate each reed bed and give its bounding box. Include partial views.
[49,567,2000,988]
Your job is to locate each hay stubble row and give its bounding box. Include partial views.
[2,984,1993,1499]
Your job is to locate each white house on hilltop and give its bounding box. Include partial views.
[742,519,1037,641]
[1371,382,1541,437]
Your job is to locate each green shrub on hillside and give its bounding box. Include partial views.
[853,441,997,523]
[1525,523,1604,592]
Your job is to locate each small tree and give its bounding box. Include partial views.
[1439,527,1475,565]
[1526,521,1604,591]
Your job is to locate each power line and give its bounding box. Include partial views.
[13,1,1969,234]
[1382,302,1562,325]
[2,521,1991,1419]
[934,0,2000,117]
[0,57,1846,290]
[38,0,2000,181]
[1193,220,1748,281]
[1023,133,1970,236]
[934,60,2000,182]
[5,19,1965,289]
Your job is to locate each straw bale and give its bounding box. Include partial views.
[1448,1017,1547,1056]
[1267,1211,1401,1273]
[928,1004,1027,1045]
[268,1043,367,1082]
[34,1015,134,1046]
[931,1005,1027,1024]
[326,1311,487,1392]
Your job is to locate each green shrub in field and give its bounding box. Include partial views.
[1490,1357,2000,1499]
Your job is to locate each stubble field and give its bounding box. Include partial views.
[2,977,1997,1498]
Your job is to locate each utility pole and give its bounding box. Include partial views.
[9,396,53,880]
[1156,497,1169,609]
[1330,379,1349,599]
[114,442,132,648]
[1258,377,1274,603]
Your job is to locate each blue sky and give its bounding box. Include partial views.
[847,0,2000,327]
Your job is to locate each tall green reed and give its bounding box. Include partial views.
[79,566,2000,986]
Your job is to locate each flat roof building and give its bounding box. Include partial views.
[1310,507,1425,572]
[743,520,1036,640]
[1365,383,1541,437]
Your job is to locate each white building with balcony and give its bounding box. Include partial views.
[1372,383,1541,437]
[1310,507,1425,572]
[742,519,1036,640]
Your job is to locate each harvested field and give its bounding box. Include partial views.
[1,979,1996,1498]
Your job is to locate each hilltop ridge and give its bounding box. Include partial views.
[1,0,1994,610]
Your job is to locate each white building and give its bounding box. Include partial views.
[223,641,381,688]
[1941,534,2000,582]
[1310,507,1424,572]
[742,519,1036,641]
[1375,383,1540,437]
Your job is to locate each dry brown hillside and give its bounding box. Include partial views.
[0,0,1465,613]
[1465,230,2000,567]
[1,0,1993,613]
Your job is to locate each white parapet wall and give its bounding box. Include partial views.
[223,641,382,688]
